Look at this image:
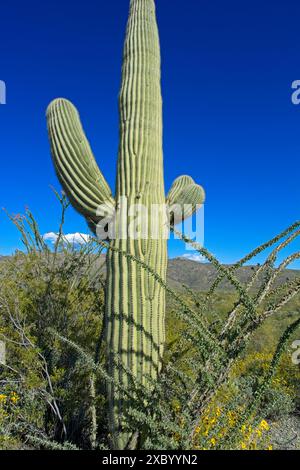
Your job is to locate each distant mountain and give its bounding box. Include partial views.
[167,258,300,291]
[0,254,299,292]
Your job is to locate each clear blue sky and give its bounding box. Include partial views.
[0,0,299,267]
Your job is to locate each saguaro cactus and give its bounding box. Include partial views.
[47,0,204,449]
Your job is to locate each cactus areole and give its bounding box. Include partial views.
[47,0,204,449]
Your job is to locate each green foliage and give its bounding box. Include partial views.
[0,202,106,448]
[0,200,299,450]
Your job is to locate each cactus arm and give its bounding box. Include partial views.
[47,98,115,229]
[167,175,205,225]
[166,175,195,203]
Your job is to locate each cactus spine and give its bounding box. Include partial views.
[47,0,204,450]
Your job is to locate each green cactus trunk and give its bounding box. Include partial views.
[106,0,167,449]
[46,0,205,451]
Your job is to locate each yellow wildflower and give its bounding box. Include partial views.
[10,395,19,404]
[260,420,269,431]
[210,437,217,447]
[173,403,181,413]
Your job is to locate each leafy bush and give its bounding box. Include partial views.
[232,352,300,419]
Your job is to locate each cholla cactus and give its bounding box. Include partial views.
[46,0,204,449]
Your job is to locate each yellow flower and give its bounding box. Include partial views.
[0,394,7,402]
[195,427,201,434]
[260,420,269,431]
[240,442,247,450]
[210,437,217,447]
[267,445,273,451]
[173,403,181,413]
[10,391,19,402]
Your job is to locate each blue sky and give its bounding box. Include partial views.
[0,0,299,267]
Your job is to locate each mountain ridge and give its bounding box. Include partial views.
[1,254,298,292]
[167,257,300,291]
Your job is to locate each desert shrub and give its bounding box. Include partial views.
[192,402,272,450]
[231,352,300,419]
[0,201,107,448]
[0,197,299,450]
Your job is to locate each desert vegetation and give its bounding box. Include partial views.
[1,0,299,452]
[0,198,299,450]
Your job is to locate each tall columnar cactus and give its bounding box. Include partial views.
[47,0,204,449]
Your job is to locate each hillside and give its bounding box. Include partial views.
[167,258,300,291]
[1,254,299,292]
